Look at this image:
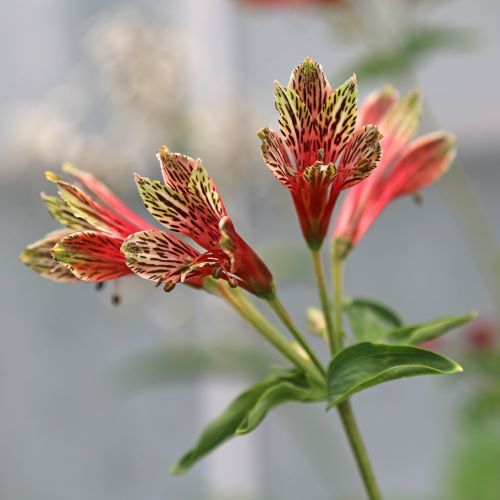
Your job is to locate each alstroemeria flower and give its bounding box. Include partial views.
[121,146,275,298]
[333,86,456,258]
[259,58,382,249]
[20,164,157,283]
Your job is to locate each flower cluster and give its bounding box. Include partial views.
[21,58,454,303]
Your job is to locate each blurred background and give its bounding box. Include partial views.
[1,0,500,499]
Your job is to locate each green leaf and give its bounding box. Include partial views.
[237,377,324,435]
[344,297,403,342]
[327,342,462,409]
[172,370,324,474]
[381,312,477,345]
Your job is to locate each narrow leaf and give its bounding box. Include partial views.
[382,312,477,345]
[172,370,323,474]
[172,375,279,475]
[327,343,462,409]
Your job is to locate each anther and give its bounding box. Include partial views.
[95,282,105,291]
[111,293,121,306]
[317,148,325,161]
[228,277,239,288]
[163,281,176,292]
[212,267,222,279]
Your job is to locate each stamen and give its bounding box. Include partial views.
[228,277,239,288]
[111,293,121,306]
[95,282,105,291]
[212,267,222,279]
[163,281,176,292]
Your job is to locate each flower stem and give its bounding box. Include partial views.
[331,247,382,500]
[310,248,339,353]
[267,295,326,377]
[218,284,324,384]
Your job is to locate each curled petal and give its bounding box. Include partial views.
[258,127,294,188]
[41,193,93,231]
[121,229,203,285]
[390,132,456,198]
[316,75,358,164]
[52,231,130,282]
[46,172,140,237]
[288,57,332,118]
[358,85,398,126]
[62,163,155,231]
[20,230,79,282]
[336,125,382,189]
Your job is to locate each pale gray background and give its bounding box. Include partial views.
[1,0,499,499]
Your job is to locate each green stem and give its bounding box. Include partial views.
[338,400,382,500]
[267,295,326,377]
[310,248,339,353]
[218,284,324,384]
[331,250,382,500]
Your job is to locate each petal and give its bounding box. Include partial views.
[188,164,226,228]
[157,146,196,197]
[316,75,358,164]
[121,229,203,285]
[390,132,456,198]
[41,193,93,231]
[135,174,191,234]
[46,172,139,238]
[52,231,130,282]
[20,229,80,282]
[288,58,332,118]
[358,85,398,127]
[336,125,382,189]
[379,89,421,165]
[257,127,294,189]
[274,81,313,171]
[135,168,224,250]
[62,163,155,231]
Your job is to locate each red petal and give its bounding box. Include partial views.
[52,231,130,282]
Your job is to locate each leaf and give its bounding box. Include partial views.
[172,370,325,474]
[237,376,324,435]
[381,312,477,345]
[344,297,403,341]
[326,342,462,409]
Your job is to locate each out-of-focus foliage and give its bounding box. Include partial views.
[346,25,477,81]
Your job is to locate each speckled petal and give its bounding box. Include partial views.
[20,229,80,282]
[258,127,295,188]
[52,231,130,282]
[336,125,382,189]
[121,229,203,285]
[316,75,358,164]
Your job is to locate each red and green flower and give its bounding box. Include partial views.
[258,57,382,249]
